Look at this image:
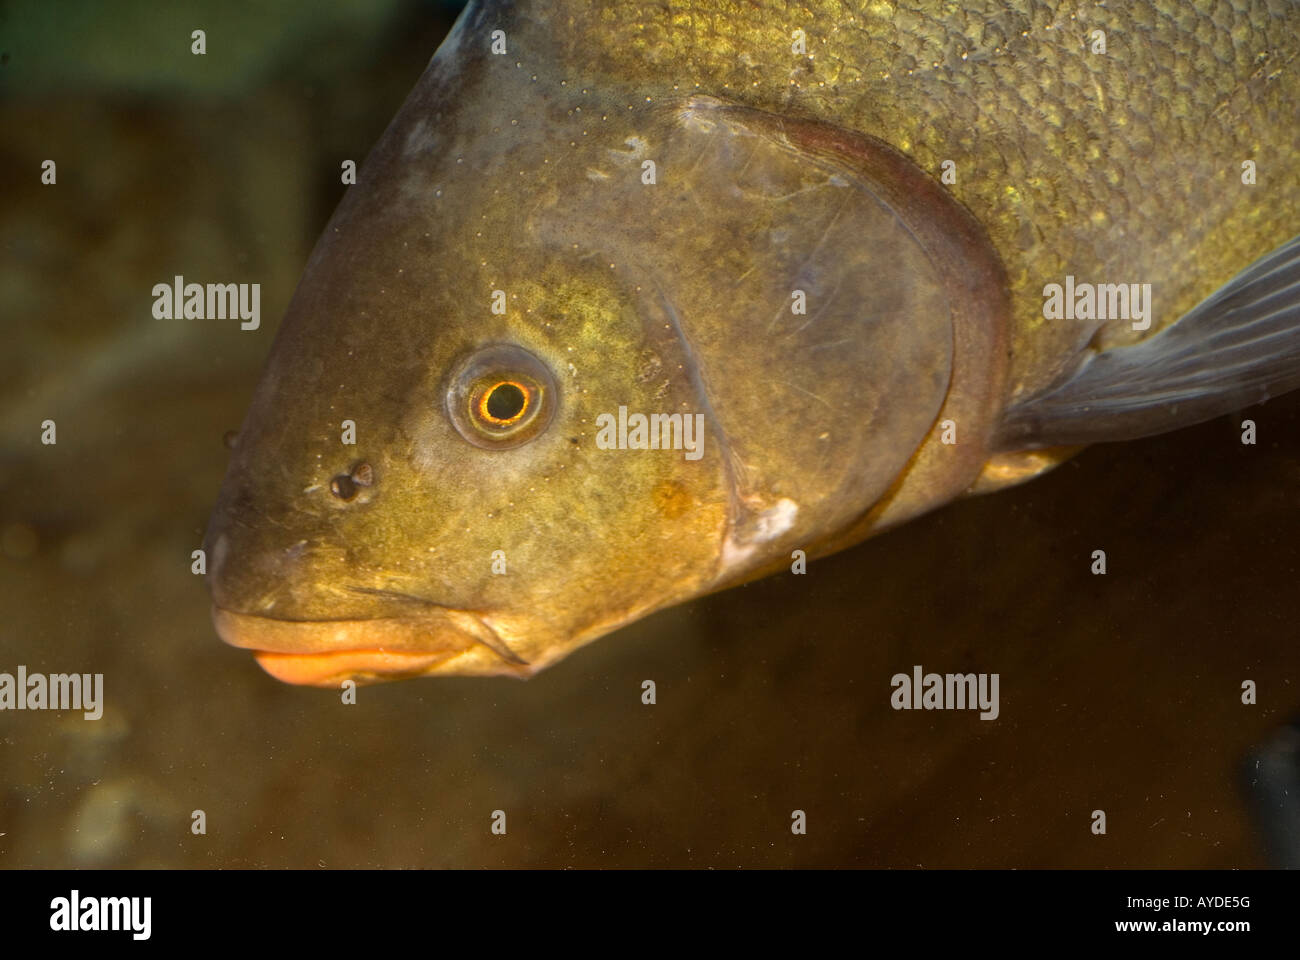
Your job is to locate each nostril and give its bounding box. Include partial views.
[330,474,358,500]
[329,462,374,502]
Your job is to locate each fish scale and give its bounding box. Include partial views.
[558,0,1300,395]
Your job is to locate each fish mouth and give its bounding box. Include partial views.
[211,603,532,686]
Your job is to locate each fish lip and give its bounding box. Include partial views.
[251,648,462,687]
[211,603,527,679]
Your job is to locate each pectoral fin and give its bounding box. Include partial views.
[995,233,1300,450]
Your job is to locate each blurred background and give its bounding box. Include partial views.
[1,0,1297,868]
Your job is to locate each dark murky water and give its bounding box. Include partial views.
[2,0,1297,868]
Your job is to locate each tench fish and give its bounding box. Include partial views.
[205,0,1300,685]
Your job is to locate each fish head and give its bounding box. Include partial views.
[205,5,1009,685]
[204,223,735,684]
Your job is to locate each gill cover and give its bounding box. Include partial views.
[545,96,1009,583]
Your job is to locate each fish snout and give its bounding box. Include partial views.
[203,523,319,618]
[203,456,381,616]
[203,450,536,684]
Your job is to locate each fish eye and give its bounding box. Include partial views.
[446,344,557,448]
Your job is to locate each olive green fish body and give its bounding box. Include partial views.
[206,0,1300,683]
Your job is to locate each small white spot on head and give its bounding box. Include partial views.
[614,136,648,161]
[210,533,229,579]
[752,498,798,541]
[402,118,438,158]
[717,498,800,577]
[719,538,756,573]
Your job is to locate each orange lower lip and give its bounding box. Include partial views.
[253,649,452,686]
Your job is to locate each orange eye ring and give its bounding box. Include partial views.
[476,380,531,426]
[445,344,557,449]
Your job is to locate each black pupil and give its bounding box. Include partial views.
[487,383,526,421]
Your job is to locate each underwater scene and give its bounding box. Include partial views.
[2,0,1299,872]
